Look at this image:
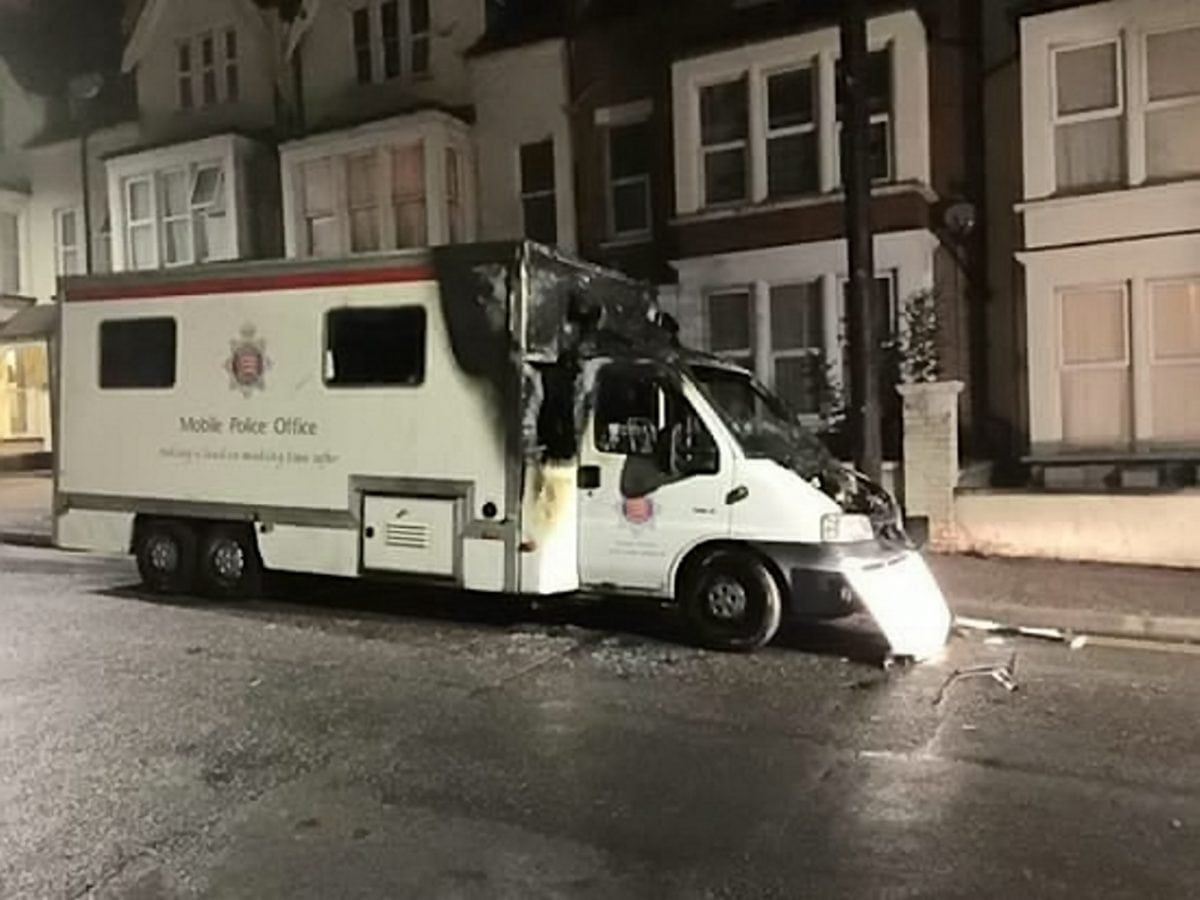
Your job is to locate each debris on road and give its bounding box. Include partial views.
[956,616,1086,646]
[933,652,1019,706]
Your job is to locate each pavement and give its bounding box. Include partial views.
[1,542,1198,898]
[3,471,1198,644]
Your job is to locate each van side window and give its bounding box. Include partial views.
[99,318,177,389]
[324,306,426,387]
[595,368,661,456]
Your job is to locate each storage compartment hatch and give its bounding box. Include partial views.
[362,495,457,577]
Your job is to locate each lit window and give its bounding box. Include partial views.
[393,143,427,248]
[1144,26,1200,181]
[302,158,339,258]
[1052,41,1124,192]
[1058,285,1131,445]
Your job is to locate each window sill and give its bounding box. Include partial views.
[673,180,936,226]
[1017,177,1200,213]
[599,233,654,251]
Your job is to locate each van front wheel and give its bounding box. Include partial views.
[681,550,782,652]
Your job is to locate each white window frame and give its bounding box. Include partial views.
[351,0,431,86]
[600,103,653,242]
[519,138,557,245]
[1141,25,1200,181]
[124,175,158,270]
[1055,282,1132,444]
[1051,38,1125,128]
[224,27,239,102]
[53,207,82,277]
[177,27,239,109]
[189,163,227,263]
[764,62,819,198]
[159,167,193,267]
[703,287,756,370]
[767,280,826,413]
[177,40,194,110]
[698,76,750,208]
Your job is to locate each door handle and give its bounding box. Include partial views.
[578,465,601,489]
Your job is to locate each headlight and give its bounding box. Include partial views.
[820,513,874,543]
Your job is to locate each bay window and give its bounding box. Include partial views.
[121,163,229,269]
[294,142,437,257]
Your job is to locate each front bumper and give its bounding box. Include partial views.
[755,540,952,659]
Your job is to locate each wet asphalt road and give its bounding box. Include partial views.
[1,544,1198,899]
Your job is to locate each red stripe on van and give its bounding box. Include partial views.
[66,265,436,302]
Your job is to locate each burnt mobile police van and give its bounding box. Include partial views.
[55,242,950,656]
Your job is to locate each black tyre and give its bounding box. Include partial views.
[136,519,199,595]
[198,524,263,600]
[681,550,782,652]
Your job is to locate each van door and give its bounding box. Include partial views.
[577,362,732,594]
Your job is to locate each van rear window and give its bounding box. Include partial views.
[99,318,177,389]
[324,306,426,387]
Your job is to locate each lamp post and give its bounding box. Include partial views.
[68,73,104,276]
[839,0,882,482]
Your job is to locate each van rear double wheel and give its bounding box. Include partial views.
[136,519,198,595]
[681,549,782,652]
[198,524,263,600]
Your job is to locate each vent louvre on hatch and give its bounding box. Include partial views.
[386,521,431,549]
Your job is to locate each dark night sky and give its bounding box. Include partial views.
[0,0,124,95]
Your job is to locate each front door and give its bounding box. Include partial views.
[578,362,731,594]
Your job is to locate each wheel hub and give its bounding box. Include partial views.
[148,538,179,573]
[212,541,245,582]
[706,577,748,621]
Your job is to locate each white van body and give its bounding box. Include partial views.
[56,243,950,656]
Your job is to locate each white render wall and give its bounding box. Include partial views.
[298,0,484,129]
[469,39,576,252]
[127,0,279,141]
[27,124,141,302]
[671,9,930,217]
